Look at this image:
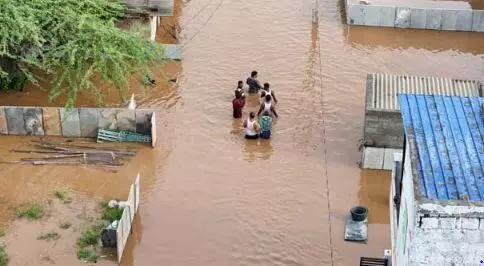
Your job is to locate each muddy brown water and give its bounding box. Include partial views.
[0,0,483,265]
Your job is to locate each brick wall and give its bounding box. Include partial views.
[407,216,484,265]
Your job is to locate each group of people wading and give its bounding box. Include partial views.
[232,71,279,140]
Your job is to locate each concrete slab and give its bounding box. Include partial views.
[441,9,459,31]
[347,4,366,25]
[425,9,442,30]
[5,107,26,135]
[395,7,411,28]
[0,107,8,134]
[454,10,472,31]
[364,5,380,26]
[383,148,403,170]
[362,147,384,169]
[135,110,153,135]
[59,108,81,137]
[344,215,368,242]
[42,107,61,136]
[379,6,396,27]
[162,44,182,60]
[23,107,44,136]
[471,10,484,32]
[98,109,118,130]
[116,110,136,132]
[79,108,100,137]
[410,8,427,29]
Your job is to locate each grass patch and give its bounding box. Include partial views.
[55,190,72,204]
[77,248,99,263]
[77,223,105,248]
[76,223,105,263]
[0,246,7,266]
[16,203,44,220]
[100,201,124,223]
[38,231,60,241]
[59,222,72,229]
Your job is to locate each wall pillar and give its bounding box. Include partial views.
[150,16,158,41]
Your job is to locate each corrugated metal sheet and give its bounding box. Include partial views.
[122,0,174,16]
[370,73,481,110]
[399,94,484,201]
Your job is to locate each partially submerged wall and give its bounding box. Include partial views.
[116,173,141,264]
[0,106,155,140]
[345,0,484,32]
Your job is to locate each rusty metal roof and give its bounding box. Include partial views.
[122,0,174,16]
[369,73,482,110]
[399,94,484,201]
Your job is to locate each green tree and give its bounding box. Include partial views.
[0,0,164,107]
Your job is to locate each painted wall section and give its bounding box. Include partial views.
[394,138,417,266]
[0,106,155,144]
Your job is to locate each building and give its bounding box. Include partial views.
[389,94,484,265]
[361,73,482,170]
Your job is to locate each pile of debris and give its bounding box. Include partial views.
[2,140,137,168]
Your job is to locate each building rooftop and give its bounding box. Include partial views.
[366,73,481,111]
[399,94,484,202]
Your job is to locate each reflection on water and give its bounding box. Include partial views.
[344,25,484,55]
[243,139,274,162]
[357,170,391,224]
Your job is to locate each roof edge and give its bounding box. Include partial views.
[417,200,484,218]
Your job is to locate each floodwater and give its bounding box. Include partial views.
[0,0,483,265]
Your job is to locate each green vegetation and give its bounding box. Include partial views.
[59,221,72,229]
[75,200,125,263]
[77,223,104,247]
[0,0,164,108]
[76,223,105,262]
[55,190,72,204]
[103,207,124,223]
[77,248,99,263]
[38,231,60,241]
[16,203,44,220]
[0,246,7,266]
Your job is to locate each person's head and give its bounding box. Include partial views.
[251,71,258,78]
[265,94,272,102]
[263,83,270,90]
[249,112,256,119]
[237,80,243,88]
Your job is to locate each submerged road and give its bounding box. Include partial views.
[127,0,484,265]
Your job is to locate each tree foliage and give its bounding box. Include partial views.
[0,0,164,107]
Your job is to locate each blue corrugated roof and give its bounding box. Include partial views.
[398,94,484,201]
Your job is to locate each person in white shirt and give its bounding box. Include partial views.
[243,112,260,139]
[260,83,277,104]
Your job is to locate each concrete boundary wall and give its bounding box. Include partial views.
[116,173,140,264]
[345,1,484,32]
[0,106,156,144]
